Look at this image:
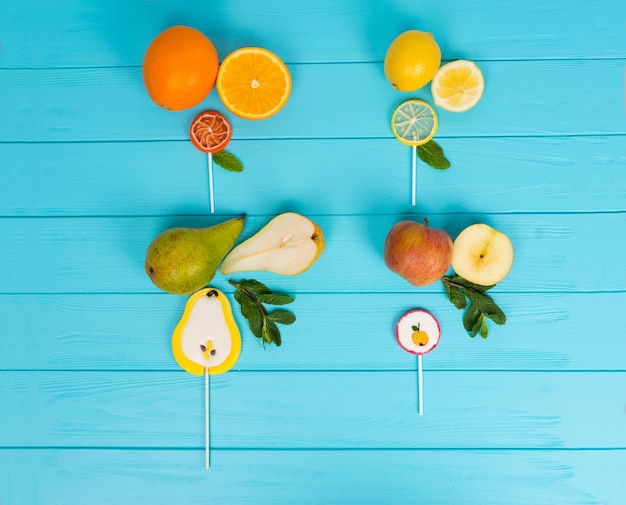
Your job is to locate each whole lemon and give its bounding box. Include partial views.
[384,30,441,92]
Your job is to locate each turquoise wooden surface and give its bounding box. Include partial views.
[1,0,625,504]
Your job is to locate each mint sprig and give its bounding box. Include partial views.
[442,275,506,338]
[417,139,450,170]
[228,279,295,347]
[213,151,244,172]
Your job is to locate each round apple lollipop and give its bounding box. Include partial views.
[396,309,441,415]
[391,100,438,206]
[172,287,241,469]
[189,111,233,214]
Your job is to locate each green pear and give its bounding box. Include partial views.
[145,214,245,295]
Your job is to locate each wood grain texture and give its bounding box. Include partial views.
[2,0,625,502]
[1,213,624,294]
[1,0,625,67]
[1,60,625,142]
[1,449,624,505]
[1,371,625,449]
[2,136,625,217]
[1,293,625,372]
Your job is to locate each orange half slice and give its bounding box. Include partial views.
[216,47,292,120]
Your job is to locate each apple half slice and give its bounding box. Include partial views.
[451,223,514,286]
[220,212,325,275]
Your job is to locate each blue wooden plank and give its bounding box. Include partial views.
[0,213,624,294]
[1,449,624,505]
[1,293,625,372]
[2,136,625,217]
[1,371,624,449]
[2,60,625,142]
[1,0,624,67]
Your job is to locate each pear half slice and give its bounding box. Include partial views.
[220,212,325,275]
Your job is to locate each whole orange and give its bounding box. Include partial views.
[142,26,219,111]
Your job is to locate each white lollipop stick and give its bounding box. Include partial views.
[205,367,210,470]
[411,145,417,206]
[417,354,423,415]
[208,153,215,214]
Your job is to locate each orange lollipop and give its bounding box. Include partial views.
[190,110,232,154]
[190,111,233,214]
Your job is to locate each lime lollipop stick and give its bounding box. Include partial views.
[411,146,417,206]
[205,366,210,469]
[208,153,215,214]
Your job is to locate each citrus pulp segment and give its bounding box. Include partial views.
[190,110,232,154]
[431,60,485,112]
[216,47,292,120]
[391,100,438,146]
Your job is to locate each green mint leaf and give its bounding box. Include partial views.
[239,297,258,320]
[258,293,295,305]
[263,320,282,346]
[213,151,244,172]
[466,291,505,325]
[480,320,489,339]
[449,285,467,310]
[267,309,296,325]
[239,279,271,296]
[485,306,506,325]
[463,303,481,334]
[471,313,484,338]
[229,278,295,347]
[417,140,450,170]
[444,275,494,293]
[248,312,263,339]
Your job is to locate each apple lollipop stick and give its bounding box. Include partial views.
[190,111,233,214]
[391,100,439,207]
[396,309,441,415]
[417,353,423,415]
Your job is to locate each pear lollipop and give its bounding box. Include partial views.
[395,309,441,415]
[189,111,233,213]
[391,100,438,206]
[172,288,242,469]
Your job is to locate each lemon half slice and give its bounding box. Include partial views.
[431,60,484,113]
[391,100,438,147]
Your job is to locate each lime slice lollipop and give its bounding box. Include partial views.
[391,100,439,206]
[391,100,438,146]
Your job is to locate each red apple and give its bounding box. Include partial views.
[384,218,453,286]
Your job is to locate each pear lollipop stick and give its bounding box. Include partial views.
[391,100,438,206]
[190,111,233,214]
[172,288,242,469]
[396,309,441,415]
